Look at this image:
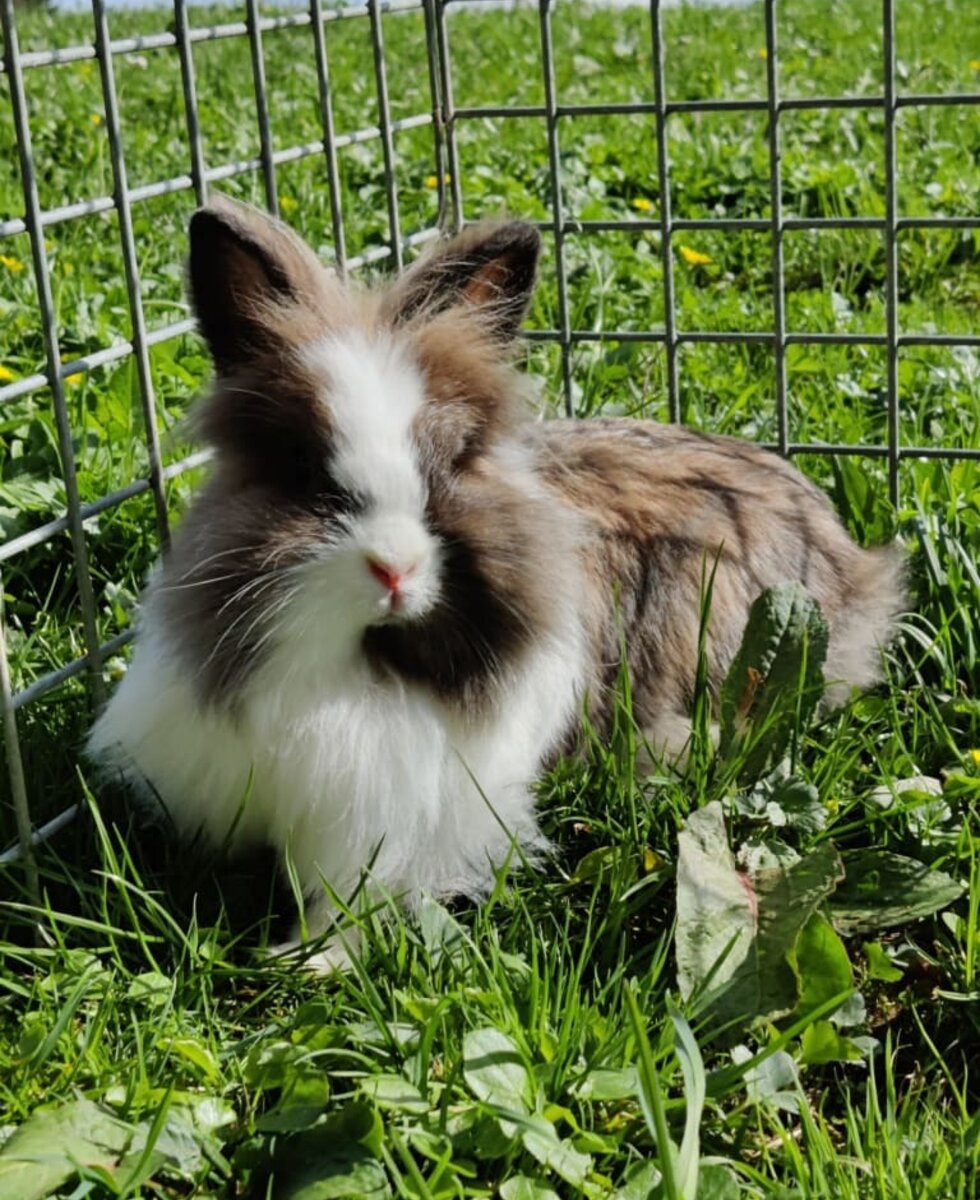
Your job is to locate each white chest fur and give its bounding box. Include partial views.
[88,615,584,907]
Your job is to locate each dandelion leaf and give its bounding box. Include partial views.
[829,849,965,935]
[676,802,844,1025]
[0,1100,133,1200]
[719,583,829,780]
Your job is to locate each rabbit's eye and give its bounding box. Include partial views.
[313,485,365,520]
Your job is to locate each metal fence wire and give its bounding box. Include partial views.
[0,0,978,878]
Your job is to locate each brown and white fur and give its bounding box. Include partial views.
[88,198,904,966]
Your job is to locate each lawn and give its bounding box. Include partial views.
[0,0,978,1196]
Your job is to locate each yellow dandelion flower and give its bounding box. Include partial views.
[64,262,74,275]
[680,244,712,266]
[279,195,298,213]
[90,113,103,126]
[970,749,980,766]
[424,172,452,189]
[79,61,94,78]
[758,47,769,60]
[643,846,664,873]
[970,59,980,71]
[0,365,16,383]
[65,372,84,386]
[632,197,654,212]
[0,254,26,273]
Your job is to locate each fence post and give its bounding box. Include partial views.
[538,0,574,417]
[433,0,463,232]
[309,0,348,276]
[763,0,789,457]
[0,0,106,712]
[650,0,680,424]
[0,577,38,903]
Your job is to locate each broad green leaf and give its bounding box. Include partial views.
[283,1155,388,1200]
[291,1002,343,1052]
[571,1067,638,1101]
[262,1107,389,1200]
[417,895,468,966]
[829,850,965,935]
[472,1116,518,1160]
[393,991,442,1024]
[571,845,630,884]
[102,1089,233,1135]
[274,1148,387,1200]
[320,1102,384,1158]
[359,1075,428,1115]
[765,776,827,834]
[500,1177,560,1200]
[613,1161,662,1200]
[800,1020,864,1065]
[719,583,829,780]
[735,841,844,1021]
[792,912,854,1017]
[829,991,867,1029]
[256,1068,331,1133]
[462,1028,531,1115]
[863,941,904,982]
[244,1039,306,1090]
[0,1095,230,1199]
[172,1093,236,1139]
[697,1162,742,1199]
[731,1045,799,1113]
[130,1103,211,1182]
[347,1021,419,1051]
[0,1100,133,1200]
[161,1036,220,1083]
[517,1113,593,1187]
[125,972,173,1007]
[869,774,943,809]
[676,802,844,1023]
[676,803,755,1005]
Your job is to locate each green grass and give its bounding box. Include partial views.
[0,0,978,1195]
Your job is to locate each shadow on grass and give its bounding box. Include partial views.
[1,691,295,955]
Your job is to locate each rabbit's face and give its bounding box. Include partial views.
[171,327,445,691]
[294,330,441,627]
[168,198,550,700]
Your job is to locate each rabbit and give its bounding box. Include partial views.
[88,196,904,969]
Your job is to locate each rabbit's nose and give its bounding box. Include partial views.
[366,556,415,595]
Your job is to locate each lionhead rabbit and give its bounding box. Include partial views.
[88,196,903,967]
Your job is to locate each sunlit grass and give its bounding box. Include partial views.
[0,0,977,1195]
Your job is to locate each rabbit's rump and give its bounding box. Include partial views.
[530,416,904,747]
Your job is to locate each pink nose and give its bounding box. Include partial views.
[367,557,409,594]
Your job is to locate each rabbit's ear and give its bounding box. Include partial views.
[188,195,326,370]
[386,220,541,341]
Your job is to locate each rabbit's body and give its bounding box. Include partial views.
[530,418,903,731]
[88,201,903,959]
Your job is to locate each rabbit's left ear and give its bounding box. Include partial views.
[188,194,328,371]
[385,220,540,341]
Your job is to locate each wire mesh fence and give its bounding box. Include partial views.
[0,0,978,879]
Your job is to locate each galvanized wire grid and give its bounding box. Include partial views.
[0,0,978,876]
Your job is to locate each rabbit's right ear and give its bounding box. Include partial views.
[188,195,326,371]
[384,220,541,342]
